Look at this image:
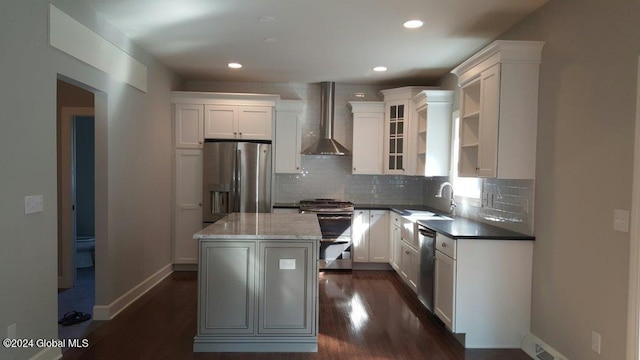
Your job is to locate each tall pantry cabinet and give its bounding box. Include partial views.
[173,103,204,265]
[171,92,279,268]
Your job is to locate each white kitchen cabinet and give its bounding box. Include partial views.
[171,92,279,267]
[380,87,427,175]
[451,40,544,179]
[275,100,305,174]
[174,149,203,264]
[399,241,419,293]
[349,101,385,175]
[353,210,389,263]
[174,104,204,148]
[204,105,272,140]
[412,90,454,177]
[433,232,534,348]
[389,212,402,271]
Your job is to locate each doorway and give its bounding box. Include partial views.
[57,79,96,342]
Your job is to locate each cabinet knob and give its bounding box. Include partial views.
[405,251,410,254]
[353,168,356,171]
[198,141,203,145]
[296,167,300,170]
[233,132,237,135]
[441,242,447,247]
[198,203,202,207]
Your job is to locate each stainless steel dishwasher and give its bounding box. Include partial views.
[417,225,436,313]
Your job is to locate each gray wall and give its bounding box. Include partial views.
[0,2,180,359]
[497,0,637,358]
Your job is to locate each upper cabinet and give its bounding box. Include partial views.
[412,90,454,177]
[174,104,204,149]
[451,40,544,179]
[380,87,427,175]
[275,100,306,174]
[171,92,279,142]
[349,101,385,175]
[205,105,273,140]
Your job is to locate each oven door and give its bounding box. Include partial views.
[301,211,353,270]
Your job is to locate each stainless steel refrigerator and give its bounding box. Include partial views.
[202,141,272,224]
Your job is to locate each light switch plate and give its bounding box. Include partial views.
[24,195,44,214]
[591,330,601,354]
[613,209,629,233]
[279,259,296,270]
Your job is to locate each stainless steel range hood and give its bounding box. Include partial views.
[302,82,351,156]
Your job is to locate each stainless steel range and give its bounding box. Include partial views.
[299,199,354,270]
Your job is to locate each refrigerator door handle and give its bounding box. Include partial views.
[235,149,242,212]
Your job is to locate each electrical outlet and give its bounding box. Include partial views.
[591,330,601,354]
[613,209,629,233]
[24,195,44,214]
[7,323,16,339]
[279,259,296,270]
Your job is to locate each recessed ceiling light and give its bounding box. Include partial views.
[264,37,278,43]
[258,16,274,22]
[373,66,387,72]
[228,62,242,69]
[403,20,424,29]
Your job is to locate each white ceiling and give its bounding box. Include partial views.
[80,0,549,85]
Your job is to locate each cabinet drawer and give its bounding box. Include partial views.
[436,233,456,259]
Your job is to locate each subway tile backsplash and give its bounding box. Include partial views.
[275,156,425,204]
[424,177,535,235]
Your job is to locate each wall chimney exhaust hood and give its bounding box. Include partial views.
[302,82,351,156]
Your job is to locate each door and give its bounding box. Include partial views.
[259,242,314,335]
[236,142,272,213]
[352,210,370,262]
[203,142,236,223]
[174,149,203,264]
[435,250,456,331]
[369,211,389,262]
[384,100,409,174]
[205,105,237,139]
[391,225,402,271]
[174,104,204,148]
[238,106,272,140]
[199,241,256,334]
[477,64,500,177]
[352,112,384,174]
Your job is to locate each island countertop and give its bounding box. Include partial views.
[193,212,322,240]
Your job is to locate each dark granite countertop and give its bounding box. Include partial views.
[273,202,534,240]
[273,202,300,209]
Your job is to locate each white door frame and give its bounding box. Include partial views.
[627,56,640,360]
[58,107,94,289]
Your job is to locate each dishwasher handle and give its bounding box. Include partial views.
[418,227,436,238]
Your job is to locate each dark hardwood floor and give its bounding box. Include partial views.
[62,270,531,360]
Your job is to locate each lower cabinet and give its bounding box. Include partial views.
[174,149,203,264]
[433,233,534,348]
[353,210,389,263]
[434,247,455,330]
[389,212,402,271]
[196,239,318,352]
[399,241,419,293]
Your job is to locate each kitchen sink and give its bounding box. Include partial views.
[402,210,453,221]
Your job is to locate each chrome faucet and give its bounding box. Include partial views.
[436,182,456,215]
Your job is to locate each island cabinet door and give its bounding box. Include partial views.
[199,241,256,335]
[258,242,316,335]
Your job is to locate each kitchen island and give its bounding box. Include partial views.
[192,213,321,352]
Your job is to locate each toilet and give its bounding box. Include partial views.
[76,236,95,268]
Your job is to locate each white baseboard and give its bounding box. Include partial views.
[521,333,569,360]
[93,263,173,320]
[29,347,61,360]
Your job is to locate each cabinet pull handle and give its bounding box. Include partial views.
[405,251,410,254]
